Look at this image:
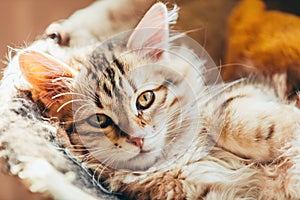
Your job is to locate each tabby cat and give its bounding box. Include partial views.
[15,2,300,199]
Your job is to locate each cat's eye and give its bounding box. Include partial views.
[87,114,112,128]
[136,91,155,110]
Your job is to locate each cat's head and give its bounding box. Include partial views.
[19,3,205,170]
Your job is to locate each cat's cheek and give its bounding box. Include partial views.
[143,134,165,151]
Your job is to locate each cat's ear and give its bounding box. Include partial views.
[19,50,75,91]
[19,51,76,119]
[127,2,175,60]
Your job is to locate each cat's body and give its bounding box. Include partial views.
[2,1,300,200]
[93,78,300,199]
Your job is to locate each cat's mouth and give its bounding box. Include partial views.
[130,148,154,159]
[140,149,151,154]
[128,149,151,162]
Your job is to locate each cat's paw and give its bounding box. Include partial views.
[15,157,98,200]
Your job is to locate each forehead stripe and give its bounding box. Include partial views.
[103,83,112,97]
[113,57,125,74]
[105,67,116,89]
[94,92,103,108]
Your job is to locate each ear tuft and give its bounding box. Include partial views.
[19,50,74,90]
[127,3,178,60]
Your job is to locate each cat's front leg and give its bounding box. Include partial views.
[215,83,300,162]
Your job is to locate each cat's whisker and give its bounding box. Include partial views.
[65,143,114,156]
[200,67,223,87]
[189,79,246,108]
[95,153,118,177]
[73,75,99,102]
[91,155,118,170]
[65,143,88,149]
[63,147,91,157]
[166,118,208,131]
[73,103,92,122]
[218,62,257,71]
[52,92,88,100]
[200,62,254,77]
[90,148,115,156]
[66,148,101,155]
[101,157,115,171]
[44,97,64,111]
[92,163,104,183]
[44,100,56,110]
[52,77,73,83]
[160,136,179,159]
[83,151,104,163]
[51,145,70,153]
[57,99,90,112]
[72,153,91,159]
[96,164,112,184]
[166,121,204,129]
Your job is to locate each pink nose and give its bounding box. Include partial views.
[127,137,144,148]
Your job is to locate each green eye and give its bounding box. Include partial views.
[87,114,112,128]
[136,90,155,110]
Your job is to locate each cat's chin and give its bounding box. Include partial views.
[116,149,162,171]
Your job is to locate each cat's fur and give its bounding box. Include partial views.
[2,1,300,200]
[16,2,300,200]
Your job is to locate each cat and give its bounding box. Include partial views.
[17,2,300,199]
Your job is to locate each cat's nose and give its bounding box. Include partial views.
[127,137,144,148]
